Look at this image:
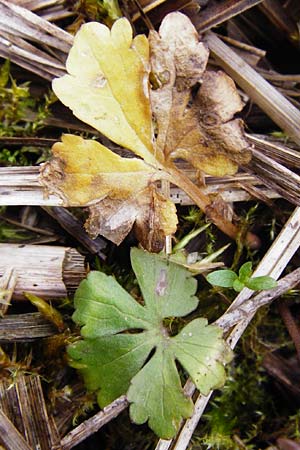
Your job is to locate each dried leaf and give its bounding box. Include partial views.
[150,14,251,176]
[41,135,155,205]
[40,13,254,249]
[149,12,209,157]
[41,135,177,250]
[52,18,157,166]
[86,185,177,251]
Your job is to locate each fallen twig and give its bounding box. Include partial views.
[60,396,129,450]
[216,267,300,331]
[0,268,17,316]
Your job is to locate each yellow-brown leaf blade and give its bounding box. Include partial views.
[40,134,155,205]
[149,12,209,157]
[149,13,251,176]
[40,135,177,249]
[52,19,157,165]
[87,186,178,251]
[171,71,251,176]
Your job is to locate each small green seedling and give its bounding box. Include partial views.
[206,262,277,292]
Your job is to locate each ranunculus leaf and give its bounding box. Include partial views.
[68,248,232,438]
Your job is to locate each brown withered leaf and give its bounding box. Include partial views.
[150,13,251,176]
[40,13,256,250]
[169,70,252,175]
[41,135,177,250]
[86,185,177,252]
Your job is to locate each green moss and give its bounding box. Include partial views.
[0,60,34,137]
[72,0,122,26]
[0,59,55,165]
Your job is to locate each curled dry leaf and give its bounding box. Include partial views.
[150,13,251,175]
[40,12,255,250]
[86,185,177,252]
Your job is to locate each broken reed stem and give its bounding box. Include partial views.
[60,396,129,450]
[0,268,17,316]
[0,375,60,450]
[215,267,300,331]
[245,148,300,205]
[167,165,260,248]
[194,0,264,33]
[0,312,57,342]
[0,244,86,300]
[0,410,32,450]
[0,165,281,206]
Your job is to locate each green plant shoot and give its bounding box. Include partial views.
[206,262,277,292]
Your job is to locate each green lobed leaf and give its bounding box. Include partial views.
[131,247,198,318]
[172,318,233,395]
[68,248,232,437]
[245,276,277,291]
[206,269,238,288]
[238,261,253,283]
[128,347,194,439]
[72,271,153,338]
[68,331,157,405]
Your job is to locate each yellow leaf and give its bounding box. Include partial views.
[52,19,158,166]
[40,135,177,250]
[41,134,156,205]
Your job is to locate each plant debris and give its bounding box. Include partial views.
[40,13,255,250]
